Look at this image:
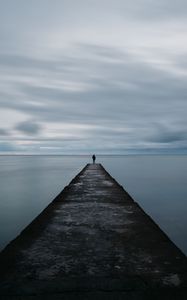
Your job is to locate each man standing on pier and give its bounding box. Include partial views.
[92,154,96,164]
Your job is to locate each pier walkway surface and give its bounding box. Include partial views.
[0,164,187,299]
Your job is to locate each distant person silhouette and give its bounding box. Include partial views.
[92,154,96,164]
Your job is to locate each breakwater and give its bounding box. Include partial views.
[0,164,186,299]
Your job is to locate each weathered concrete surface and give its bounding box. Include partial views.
[0,163,187,299]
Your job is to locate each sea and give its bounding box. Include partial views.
[0,155,187,255]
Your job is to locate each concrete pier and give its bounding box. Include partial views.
[0,163,187,299]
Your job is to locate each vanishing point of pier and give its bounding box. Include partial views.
[0,164,187,299]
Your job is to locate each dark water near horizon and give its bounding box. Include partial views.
[0,155,187,255]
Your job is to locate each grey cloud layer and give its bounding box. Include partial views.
[1,43,187,153]
[0,0,187,153]
[15,121,42,135]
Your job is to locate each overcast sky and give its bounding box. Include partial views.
[0,0,187,154]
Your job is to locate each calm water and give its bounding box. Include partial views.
[0,155,187,255]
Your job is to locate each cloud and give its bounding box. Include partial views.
[0,1,187,153]
[116,0,187,21]
[148,125,187,144]
[0,128,9,136]
[0,42,187,153]
[0,142,17,152]
[15,121,42,135]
